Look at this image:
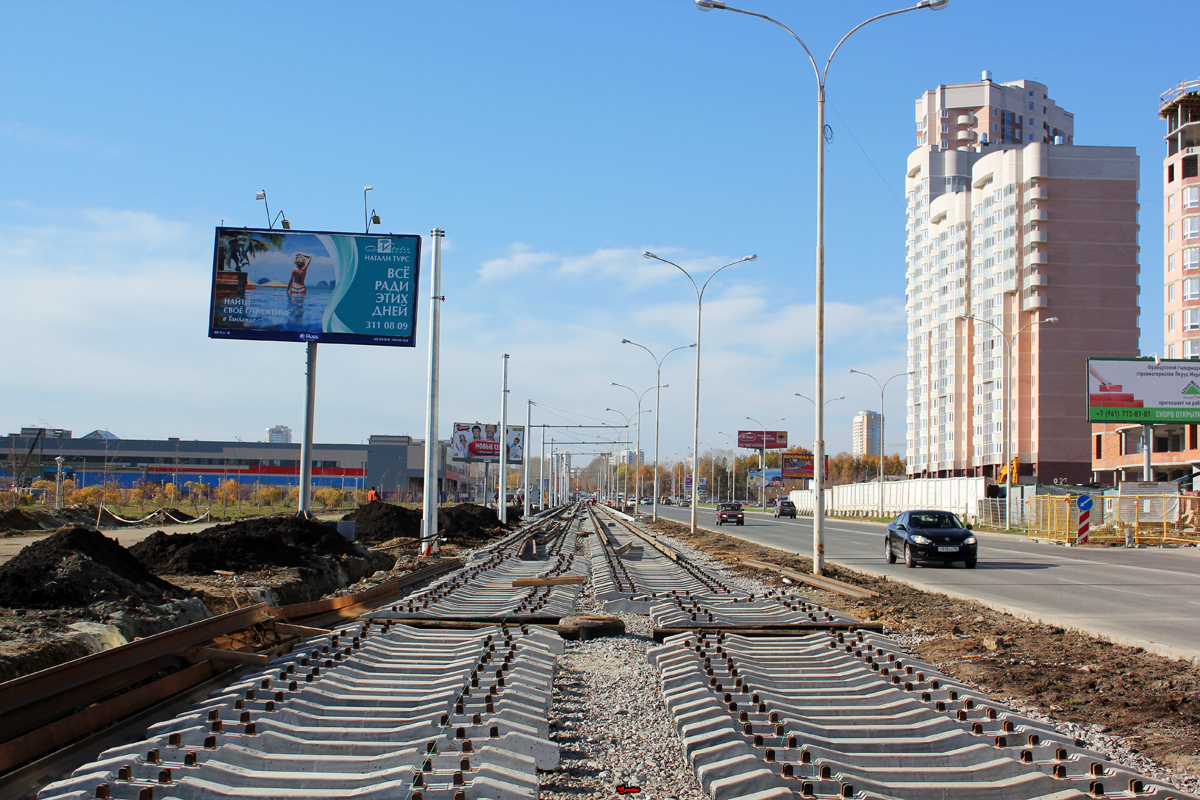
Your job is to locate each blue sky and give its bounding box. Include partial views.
[0,1,1190,463]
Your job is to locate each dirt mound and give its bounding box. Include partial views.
[342,502,421,545]
[439,503,513,544]
[0,526,186,609]
[0,508,47,533]
[141,507,197,526]
[130,514,361,575]
[54,505,132,528]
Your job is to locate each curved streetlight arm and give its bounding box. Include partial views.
[824,2,939,85]
[702,4,820,84]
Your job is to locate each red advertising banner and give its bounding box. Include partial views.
[781,453,828,480]
[738,430,788,449]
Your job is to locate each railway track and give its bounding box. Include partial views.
[26,503,1198,800]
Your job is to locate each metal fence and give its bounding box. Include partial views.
[1027,493,1200,545]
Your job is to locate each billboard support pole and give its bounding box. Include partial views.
[1143,424,1153,481]
[523,400,532,518]
[499,354,509,524]
[421,228,445,557]
[298,342,317,516]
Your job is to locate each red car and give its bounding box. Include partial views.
[715,503,744,526]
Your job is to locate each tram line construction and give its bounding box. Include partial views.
[16,503,1200,800]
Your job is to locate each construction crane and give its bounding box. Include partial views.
[11,428,45,488]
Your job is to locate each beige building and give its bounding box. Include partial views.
[851,410,881,459]
[906,75,1140,484]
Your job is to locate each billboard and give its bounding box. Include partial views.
[738,430,788,449]
[1087,358,1200,423]
[209,227,421,347]
[683,476,708,490]
[781,453,829,480]
[450,423,524,464]
[748,468,783,486]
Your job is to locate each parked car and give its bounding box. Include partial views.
[773,499,797,519]
[886,509,977,569]
[661,497,673,505]
[715,502,744,526]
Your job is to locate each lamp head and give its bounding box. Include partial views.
[281,218,291,229]
[642,251,655,259]
[1043,316,1058,324]
[363,185,373,192]
[621,338,630,344]
[744,254,757,262]
[371,213,381,225]
[255,190,266,201]
[918,0,949,8]
[695,0,726,9]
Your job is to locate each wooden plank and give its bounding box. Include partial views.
[273,622,330,639]
[0,661,217,774]
[740,559,881,599]
[180,646,270,668]
[511,575,587,587]
[614,542,633,557]
[0,656,178,743]
[0,604,272,717]
[275,560,459,621]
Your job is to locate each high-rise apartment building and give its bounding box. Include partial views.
[1161,79,1200,360]
[906,75,1140,483]
[266,425,293,444]
[851,411,881,458]
[1092,78,1200,485]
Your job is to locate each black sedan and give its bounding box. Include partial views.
[886,510,977,568]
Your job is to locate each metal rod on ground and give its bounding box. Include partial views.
[420,228,445,556]
[298,342,317,516]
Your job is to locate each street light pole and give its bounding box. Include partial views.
[794,393,843,492]
[961,314,1057,529]
[746,415,784,513]
[644,252,756,533]
[622,339,694,520]
[718,430,737,503]
[849,369,913,520]
[694,0,948,574]
[612,381,663,514]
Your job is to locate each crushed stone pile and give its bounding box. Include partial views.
[130,515,362,575]
[341,501,421,545]
[0,526,187,609]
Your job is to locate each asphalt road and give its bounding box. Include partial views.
[644,503,1200,662]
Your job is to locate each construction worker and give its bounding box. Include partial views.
[366,487,380,503]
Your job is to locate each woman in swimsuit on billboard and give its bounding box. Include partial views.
[288,253,312,295]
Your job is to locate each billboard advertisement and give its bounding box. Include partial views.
[450,423,524,464]
[683,476,708,490]
[738,430,788,449]
[748,468,784,486]
[781,453,828,480]
[209,227,422,347]
[1087,358,1200,423]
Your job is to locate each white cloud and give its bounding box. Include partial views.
[478,243,556,281]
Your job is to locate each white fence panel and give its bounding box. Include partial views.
[790,476,989,521]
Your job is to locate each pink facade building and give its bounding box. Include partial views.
[906,75,1140,484]
[1092,78,1200,484]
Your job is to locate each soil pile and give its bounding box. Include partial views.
[0,526,186,609]
[56,505,131,528]
[0,508,47,533]
[130,515,360,575]
[342,502,421,545]
[440,503,513,544]
[142,507,197,525]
